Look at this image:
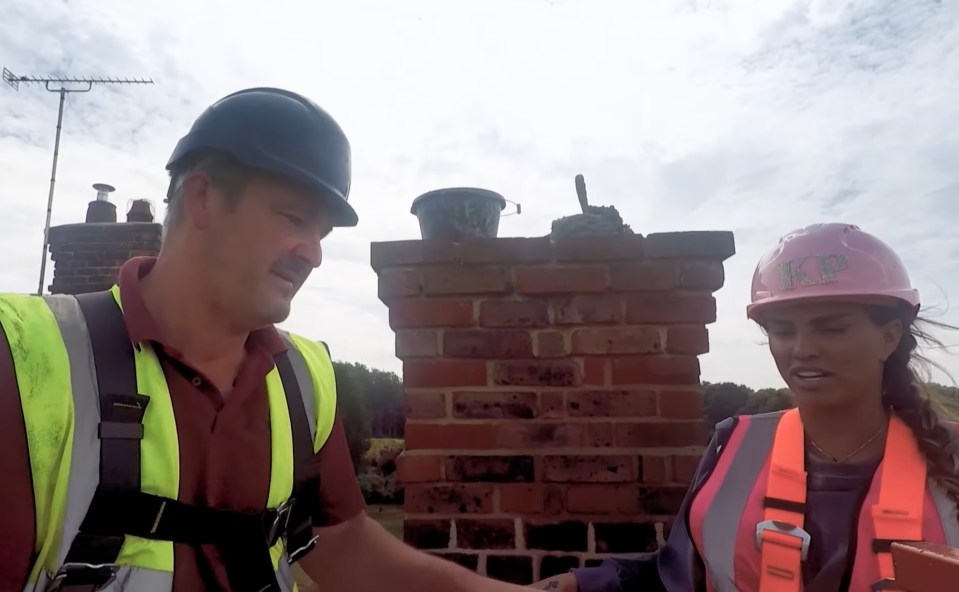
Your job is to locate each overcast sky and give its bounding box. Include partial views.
[2,0,957,389]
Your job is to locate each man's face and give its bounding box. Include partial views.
[199,174,332,328]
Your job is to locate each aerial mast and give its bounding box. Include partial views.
[2,67,154,295]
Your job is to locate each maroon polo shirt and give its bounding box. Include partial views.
[0,257,365,590]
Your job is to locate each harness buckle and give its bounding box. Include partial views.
[286,534,319,564]
[755,519,812,561]
[265,499,294,546]
[49,562,119,592]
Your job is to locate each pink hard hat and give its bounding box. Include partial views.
[746,223,920,320]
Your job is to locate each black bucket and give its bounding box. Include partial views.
[410,187,517,240]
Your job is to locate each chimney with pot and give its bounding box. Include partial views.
[47,183,163,295]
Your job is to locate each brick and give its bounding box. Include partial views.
[641,456,670,483]
[540,392,566,418]
[389,299,475,329]
[551,295,623,325]
[452,392,537,419]
[404,360,487,388]
[455,519,516,550]
[567,390,657,417]
[515,267,608,294]
[405,423,495,450]
[423,267,510,296]
[571,327,663,355]
[609,262,678,291]
[428,552,479,571]
[525,521,588,552]
[536,331,567,358]
[624,294,717,324]
[673,455,701,483]
[458,237,552,264]
[586,422,614,448]
[678,261,725,290]
[611,356,700,386]
[551,234,645,261]
[543,455,636,483]
[378,268,422,300]
[404,519,451,549]
[405,483,494,514]
[640,486,688,514]
[540,556,581,579]
[492,361,581,387]
[583,358,609,386]
[614,421,707,448]
[543,484,566,516]
[397,454,444,483]
[486,555,533,584]
[594,522,658,553]
[644,231,735,260]
[371,240,457,271]
[567,484,622,514]
[446,456,535,483]
[496,422,586,449]
[404,391,447,419]
[499,484,544,513]
[479,300,549,328]
[665,326,709,354]
[659,389,705,419]
[616,484,643,513]
[396,329,438,358]
[443,329,533,358]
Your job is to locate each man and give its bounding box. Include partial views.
[0,87,531,592]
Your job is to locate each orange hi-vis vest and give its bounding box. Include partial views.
[688,409,959,592]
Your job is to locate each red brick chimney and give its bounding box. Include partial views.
[47,187,162,295]
[371,231,735,584]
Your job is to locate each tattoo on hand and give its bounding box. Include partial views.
[542,583,559,590]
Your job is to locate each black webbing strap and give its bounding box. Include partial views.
[57,291,146,589]
[273,350,321,563]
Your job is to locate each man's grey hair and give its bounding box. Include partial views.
[163,152,250,236]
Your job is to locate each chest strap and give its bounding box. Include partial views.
[50,291,319,592]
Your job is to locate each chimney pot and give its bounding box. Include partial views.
[127,199,155,223]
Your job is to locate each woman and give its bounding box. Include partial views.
[530,223,959,592]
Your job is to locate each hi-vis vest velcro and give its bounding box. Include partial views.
[0,286,337,592]
[688,409,959,592]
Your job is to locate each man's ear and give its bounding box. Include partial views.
[181,171,216,230]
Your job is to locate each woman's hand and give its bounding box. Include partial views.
[527,573,578,591]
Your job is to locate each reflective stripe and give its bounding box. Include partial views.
[282,333,318,441]
[43,295,101,569]
[287,333,337,453]
[701,413,780,592]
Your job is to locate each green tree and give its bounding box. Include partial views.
[332,361,373,472]
[701,381,753,428]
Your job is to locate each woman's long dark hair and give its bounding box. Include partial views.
[869,304,959,514]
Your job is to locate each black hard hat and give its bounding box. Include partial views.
[166,87,358,227]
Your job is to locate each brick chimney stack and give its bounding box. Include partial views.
[371,231,735,584]
[46,186,162,295]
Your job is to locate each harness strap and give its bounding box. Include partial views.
[758,408,808,592]
[51,291,321,592]
[870,415,926,591]
[273,350,321,563]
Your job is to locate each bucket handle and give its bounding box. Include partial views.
[502,199,522,217]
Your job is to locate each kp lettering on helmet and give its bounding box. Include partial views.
[779,253,850,290]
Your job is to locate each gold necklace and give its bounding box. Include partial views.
[808,424,885,463]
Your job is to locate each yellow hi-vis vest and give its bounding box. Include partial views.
[0,285,337,591]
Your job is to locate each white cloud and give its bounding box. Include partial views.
[2,0,957,390]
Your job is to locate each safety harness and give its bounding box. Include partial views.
[756,408,927,592]
[50,291,320,592]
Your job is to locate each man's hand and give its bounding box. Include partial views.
[298,511,534,592]
[528,573,578,592]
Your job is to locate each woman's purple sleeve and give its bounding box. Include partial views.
[569,419,735,592]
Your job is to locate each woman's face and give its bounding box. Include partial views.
[762,301,903,407]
